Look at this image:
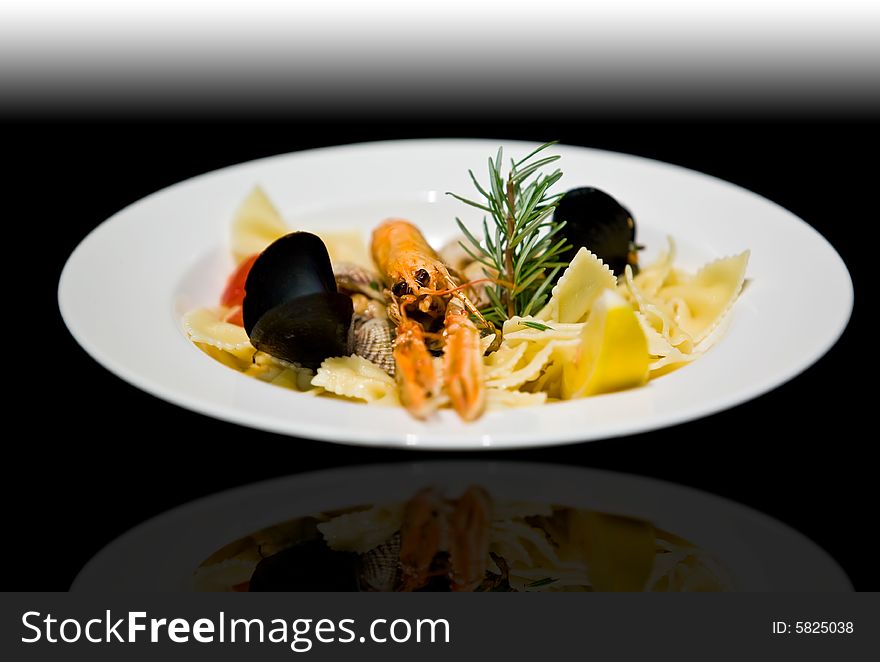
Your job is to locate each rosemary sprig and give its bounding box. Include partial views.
[448,142,571,324]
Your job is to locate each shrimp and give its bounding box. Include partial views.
[371,219,497,421]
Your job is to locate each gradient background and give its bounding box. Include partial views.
[3,1,876,590]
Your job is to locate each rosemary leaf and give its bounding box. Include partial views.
[511,156,561,185]
[514,141,560,168]
[456,218,491,258]
[458,242,495,270]
[468,169,492,201]
[448,193,493,214]
[522,321,554,331]
[522,264,562,316]
[513,267,545,295]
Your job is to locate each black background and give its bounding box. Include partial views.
[7,116,873,590]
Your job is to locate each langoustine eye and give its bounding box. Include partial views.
[414,269,431,287]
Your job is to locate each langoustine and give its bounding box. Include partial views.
[371,219,497,421]
[397,486,493,592]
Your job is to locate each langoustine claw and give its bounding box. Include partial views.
[393,319,439,419]
[398,488,447,591]
[448,486,492,591]
[396,486,492,592]
[443,300,486,421]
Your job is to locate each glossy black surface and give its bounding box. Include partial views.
[249,292,353,369]
[554,187,638,276]
[243,232,353,369]
[242,232,337,330]
[250,540,360,592]
[7,118,874,591]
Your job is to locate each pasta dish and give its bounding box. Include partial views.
[184,144,749,422]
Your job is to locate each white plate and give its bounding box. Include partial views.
[71,462,850,591]
[58,139,852,449]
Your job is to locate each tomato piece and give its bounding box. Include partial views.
[220,254,258,308]
[223,305,244,327]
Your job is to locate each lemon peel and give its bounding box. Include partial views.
[562,289,649,398]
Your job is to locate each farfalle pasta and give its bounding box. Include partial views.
[620,240,750,374]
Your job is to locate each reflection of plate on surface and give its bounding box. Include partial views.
[72,462,850,592]
[58,140,852,449]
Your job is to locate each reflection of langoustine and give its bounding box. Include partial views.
[396,486,492,592]
[196,480,735,592]
[371,219,497,421]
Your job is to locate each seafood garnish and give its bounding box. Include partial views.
[371,219,495,421]
[184,143,750,424]
[448,486,492,591]
[348,314,396,376]
[194,485,733,592]
[553,187,641,277]
[398,488,449,591]
[360,533,401,592]
[242,232,353,369]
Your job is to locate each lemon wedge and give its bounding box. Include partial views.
[562,289,650,398]
[230,186,288,262]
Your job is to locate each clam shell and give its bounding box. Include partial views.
[350,294,389,320]
[360,532,401,592]
[348,314,396,376]
[334,262,385,301]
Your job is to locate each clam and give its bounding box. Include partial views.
[243,232,353,369]
[348,314,396,376]
[553,187,640,276]
[360,532,402,591]
[333,262,385,301]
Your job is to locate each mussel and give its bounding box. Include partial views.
[249,539,361,591]
[247,533,462,592]
[553,187,640,276]
[243,232,353,369]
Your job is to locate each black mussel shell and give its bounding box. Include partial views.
[243,232,338,335]
[243,232,353,369]
[249,539,360,591]
[553,187,639,277]
[248,291,353,370]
